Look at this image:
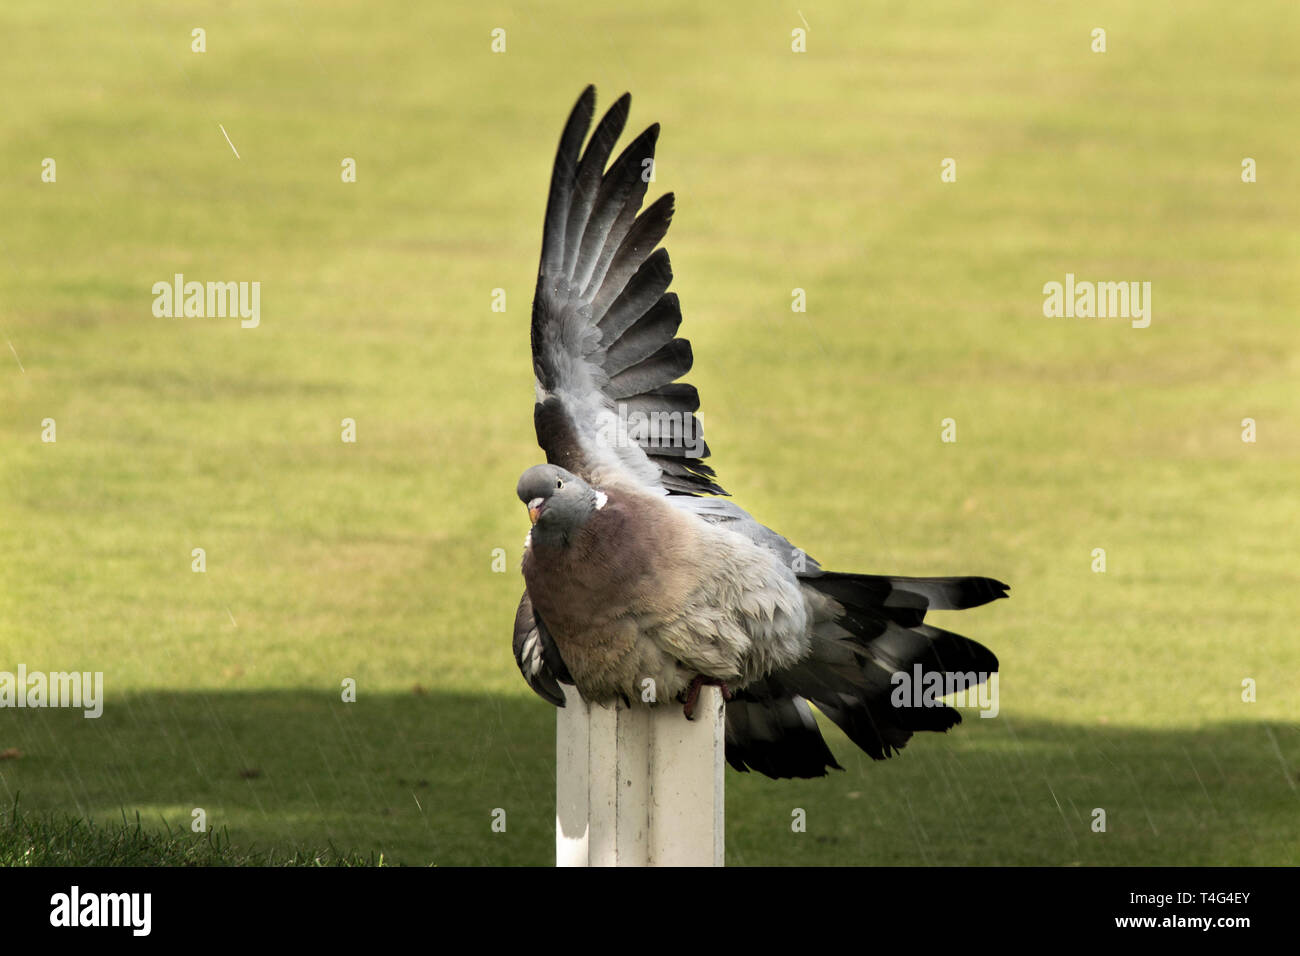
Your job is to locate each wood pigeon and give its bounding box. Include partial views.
[513,87,1009,779]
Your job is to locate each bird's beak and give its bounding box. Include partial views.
[527,498,544,524]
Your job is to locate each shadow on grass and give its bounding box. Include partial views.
[0,690,1295,866]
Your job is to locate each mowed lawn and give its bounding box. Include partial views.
[1,1,1297,866]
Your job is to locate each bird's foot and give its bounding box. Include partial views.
[682,676,733,720]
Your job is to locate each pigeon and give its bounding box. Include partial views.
[513,86,1009,779]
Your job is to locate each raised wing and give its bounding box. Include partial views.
[530,86,724,496]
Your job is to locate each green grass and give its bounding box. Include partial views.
[0,798,382,866]
[1,1,1298,865]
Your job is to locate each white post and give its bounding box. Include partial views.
[556,684,725,866]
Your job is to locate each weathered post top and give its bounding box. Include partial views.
[556,685,725,867]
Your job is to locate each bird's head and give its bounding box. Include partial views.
[516,464,606,547]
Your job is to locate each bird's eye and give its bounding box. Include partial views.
[556,479,563,489]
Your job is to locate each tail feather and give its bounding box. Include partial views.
[806,571,1008,612]
[725,686,843,779]
[722,571,1006,778]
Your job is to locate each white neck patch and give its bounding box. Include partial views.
[593,490,608,510]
